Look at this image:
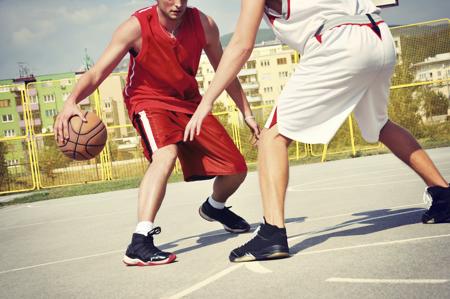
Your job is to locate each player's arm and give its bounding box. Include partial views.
[200,12,260,140]
[54,17,141,144]
[184,0,265,141]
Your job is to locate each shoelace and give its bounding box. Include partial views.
[147,226,161,237]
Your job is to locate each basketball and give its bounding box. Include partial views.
[58,111,107,160]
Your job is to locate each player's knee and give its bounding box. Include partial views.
[152,145,178,168]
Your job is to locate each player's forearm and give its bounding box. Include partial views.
[226,79,253,117]
[202,43,252,108]
[66,70,104,105]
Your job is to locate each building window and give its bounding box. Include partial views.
[4,129,15,137]
[45,109,57,117]
[279,71,289,78]
[29,95,38,104]
[43,94,56,103]
[0,99,10,107]
[263,87,273,93]
[394,40,399,48]
[277,58,287,65]
[260,60,270,67]
[104,102,112,109]
[7,159,19,166]
[2,114,13,122]
[246,60,256,69]
[437,71,442,77]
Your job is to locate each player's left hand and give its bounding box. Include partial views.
[244,115,260,146]
[184,102,213,142]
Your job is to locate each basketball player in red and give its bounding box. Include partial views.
[54,0,260,266]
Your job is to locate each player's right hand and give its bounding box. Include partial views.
[54,101,86,145]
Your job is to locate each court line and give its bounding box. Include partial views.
[297,234,450,256]
[0,203,425,275]
[0,211,132,231]
[288,165,450,191]
[165,264,243,299]
[0,250,123,275]
[166,234,450,298]
[326,277,449,284]
[288,209,424,242]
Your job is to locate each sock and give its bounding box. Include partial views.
[208,195,225,209]
[135,221,154,236]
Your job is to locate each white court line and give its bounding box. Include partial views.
[0,250,123,275]
[0,204,425,275]
[288,209,424,242]
[326,277,449,284]
[165,264,243,299]
[0,211,132,231]
[245,262,272,273]
[297,234,450,256]
[289,178,422,192]
[166,234,450,298]
[302,203,423,224]
[288,165,450,191]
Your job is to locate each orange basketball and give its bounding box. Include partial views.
[58,111,107,160]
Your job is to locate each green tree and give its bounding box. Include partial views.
[0,142,9,190]
[419,88,449,118]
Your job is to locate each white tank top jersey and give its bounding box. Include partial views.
[263,0,381,54]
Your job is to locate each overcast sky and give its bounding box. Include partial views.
[0,0,449,79]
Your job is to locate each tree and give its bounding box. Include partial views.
[418,88,449,119]
[0,142,9,190]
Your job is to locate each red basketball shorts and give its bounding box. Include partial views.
[131,108,247,181]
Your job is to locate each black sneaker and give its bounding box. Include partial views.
[122,227,176,266]
[199,199,250,233]
[229,220,290,262]
[422,184,450,224]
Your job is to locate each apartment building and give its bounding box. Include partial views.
[197,40,298,108]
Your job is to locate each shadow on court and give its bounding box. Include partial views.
[163,216,307,255]
[289,207,424,254]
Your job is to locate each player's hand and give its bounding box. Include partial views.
[244,115,260,146]
[54,101,86,145]
[183,102,213,142]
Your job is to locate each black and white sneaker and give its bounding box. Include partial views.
[229,220,290,262]
[199,199,250,233]
[422,184,450,224]
[122,227,176,266]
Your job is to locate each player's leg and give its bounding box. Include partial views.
[137,144,178,222]
[229,124,291,262]
[123,109,180,266]
[379,120,448,188]
[379,121,450,223]
[178,114,251,233]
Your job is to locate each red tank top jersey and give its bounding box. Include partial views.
[124,6,206,116]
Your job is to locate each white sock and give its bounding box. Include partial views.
[135,221,154,236]
[208,196,225,209]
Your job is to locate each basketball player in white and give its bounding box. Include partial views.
[184,0,450,262]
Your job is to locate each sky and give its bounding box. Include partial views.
[0,0,449,80]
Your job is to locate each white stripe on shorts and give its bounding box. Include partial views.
[138,111,158,152]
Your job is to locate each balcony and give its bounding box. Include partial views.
[241,82,260,90]
[238,68,257,77]
[247,95,262,103]
[16,103,39,112]
[19,118,42,128]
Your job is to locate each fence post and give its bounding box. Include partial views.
[348,115,356,156]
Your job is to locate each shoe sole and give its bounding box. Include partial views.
[230,251,290,263]
[422,212,450,224]
[122,254,177,266]
[198,207,250,234]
